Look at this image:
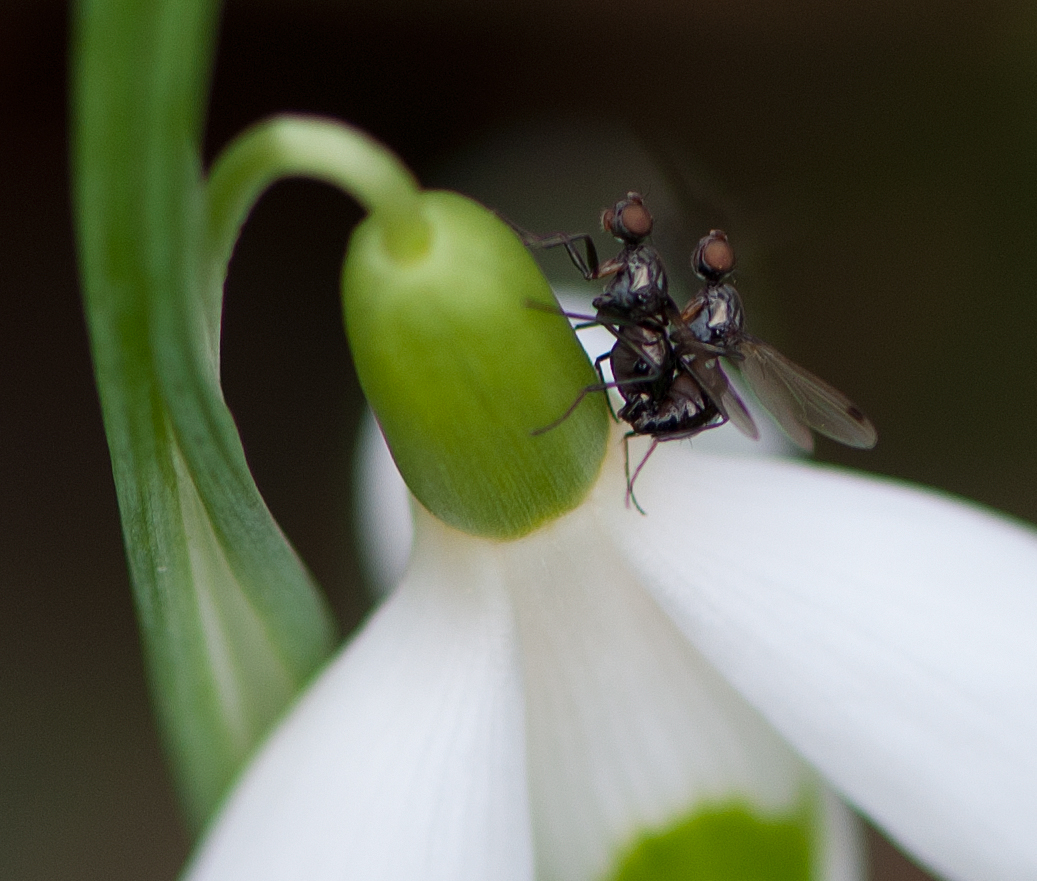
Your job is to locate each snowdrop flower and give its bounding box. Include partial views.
[187,158,1037,880]
[74,4,1037,876]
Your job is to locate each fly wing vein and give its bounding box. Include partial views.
[739,336,876,450]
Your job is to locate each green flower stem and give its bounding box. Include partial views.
[72,0,335,830]
[206,116,430,291]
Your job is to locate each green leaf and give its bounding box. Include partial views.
[71,0,336,829]
[609,802,814,881]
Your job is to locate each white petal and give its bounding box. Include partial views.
[818,788,867,881]
[354,409,413,596]
[500,503,864,881]
[601,439,1037,881]
[184,507,533,881]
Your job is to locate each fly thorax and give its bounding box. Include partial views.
[630,260,651,292]
[707,283,745,342]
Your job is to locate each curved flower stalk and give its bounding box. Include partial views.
[186,414,1037,881]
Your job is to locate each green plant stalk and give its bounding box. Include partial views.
[71,0,336,830]
[205,114,430,281]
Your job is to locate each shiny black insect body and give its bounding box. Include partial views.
[517,196,876,511]
[515,194,729,510]
[673,230,878,452]
[609,323,722,504]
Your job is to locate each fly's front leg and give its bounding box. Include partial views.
[531,350,625,437]
[502,216,602,280]
[524,300,601,327]
[543,232,603,281]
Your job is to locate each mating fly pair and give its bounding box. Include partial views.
[515,192,877,511]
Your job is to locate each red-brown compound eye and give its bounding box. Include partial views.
[693,229,735,279]
[601,207,616,235]
[619,202,653,239]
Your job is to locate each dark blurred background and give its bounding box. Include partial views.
[4,0,1036,877]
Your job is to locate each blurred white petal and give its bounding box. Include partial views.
[353,410,413,596]
[185,506,533,881]
[602,439,1037,881]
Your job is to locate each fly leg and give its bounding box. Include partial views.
[531,352,618,436]
[524,300,600,327]
[623,434,657,516]
[623,412,731,515]
[527,301,671,337]
[533,332,677,437]
[502,219,602,279]
[591,351,625,423]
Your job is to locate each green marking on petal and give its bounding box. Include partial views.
[608,802,814,881]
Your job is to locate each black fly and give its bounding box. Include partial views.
[514,193,734,511]
[673,229,877,452]
[514,196,876,511]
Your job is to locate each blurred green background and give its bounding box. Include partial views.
[3,0,1034,877]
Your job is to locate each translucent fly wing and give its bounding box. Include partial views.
[737,335,877,450]
[679,346,760,441]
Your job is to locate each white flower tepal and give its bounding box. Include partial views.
[188,421,1037,880]
[618,442,1037,880]
[186,473,860,880]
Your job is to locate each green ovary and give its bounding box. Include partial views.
[343,190,609,539]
